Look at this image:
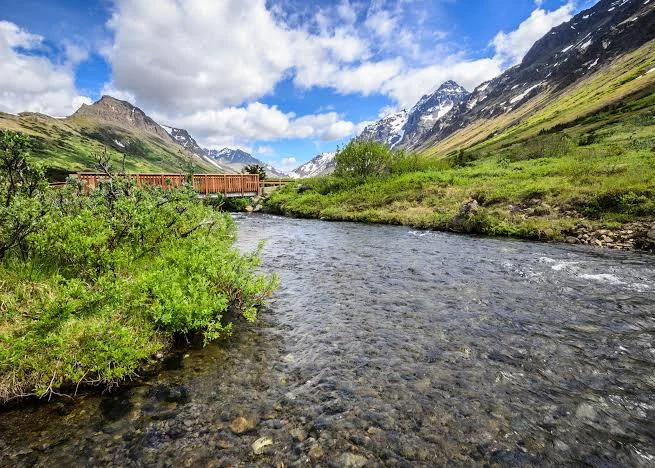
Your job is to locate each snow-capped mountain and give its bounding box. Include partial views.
[415,0,655,149]
[208,148,288,178]
[357,110,409,149]
[160,128,288,177]
[289,152,337,178]
[356,81,469,149]
[401,81,470,147]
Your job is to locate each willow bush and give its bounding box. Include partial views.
[0,131,278,401]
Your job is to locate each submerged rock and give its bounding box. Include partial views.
[251,436,273,455]
[229,416,257,434]
[339,452,368,467]
[148,384,190,404]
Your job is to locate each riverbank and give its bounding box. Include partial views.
[265,186,655,252]
[264,151,655,253]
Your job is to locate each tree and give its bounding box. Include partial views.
[0,131,47,259]
[334,140,393,178]
[243,164,267,180]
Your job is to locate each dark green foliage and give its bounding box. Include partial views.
[0,131,48,260]
[335,140,393,178]
[204,195,251,212]
[0,131,278,401]
[243,164,267,180]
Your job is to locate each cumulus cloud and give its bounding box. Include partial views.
[492,3,574,66]
[280,156,297,168]
[382,57,503,109]
[102,0,575,147]
[0,21,90,116]
[156,102,364,150]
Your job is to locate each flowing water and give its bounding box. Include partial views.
[1,214,654,467]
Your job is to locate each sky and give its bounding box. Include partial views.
[0,0,596,170]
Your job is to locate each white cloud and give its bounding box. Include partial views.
[375,3,574,109]
[0,21,90,116]
[255,145,274,155]
[101,0,575,148]
[158,102,363,149]
[382,57,503,109]
[281,156,297,168]
[492,3,574,66]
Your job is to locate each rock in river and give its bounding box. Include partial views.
[229,416,257,434]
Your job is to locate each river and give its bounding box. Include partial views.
[1,214,654,467]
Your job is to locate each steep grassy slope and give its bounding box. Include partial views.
[265,45,655,250]
[0,111,219,179]
[424,41,655,158]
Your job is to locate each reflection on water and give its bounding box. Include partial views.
[1,214,654,467]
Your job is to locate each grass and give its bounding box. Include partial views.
[0,112,218,178]
[0,146,278,402]
[266,41,655,243]
[266,108,655,241]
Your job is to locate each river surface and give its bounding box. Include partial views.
[1,214,654,467]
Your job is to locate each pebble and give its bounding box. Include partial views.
[339,452,368,468]
[229,417,257,434]
[252,436,273,455]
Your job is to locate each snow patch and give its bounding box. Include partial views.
[510,83,542,104]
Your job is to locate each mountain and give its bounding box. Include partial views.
[207,148,288,178]
[0,96,223,177]
[357,110,408,148]
[69,95,171,141]
[401,81,470,147]
[417,0,655,153]
[357,81,469,149]
[289,152,336,178]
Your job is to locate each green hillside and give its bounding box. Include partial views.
[0,111,218,179]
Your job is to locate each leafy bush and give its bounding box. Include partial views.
[335,140,394,178]
[0,131,278,401]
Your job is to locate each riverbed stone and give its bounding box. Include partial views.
[308,445,324,459]
[647,226,655,241]
[229,416,257,434]
[290,428,307,442]
[252,436,273,455]
[339,452,368,467]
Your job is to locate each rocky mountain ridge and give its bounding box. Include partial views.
[356,81,470,150]
[289,152,337,179]
[354,0,655,154]
[416,0,655,149]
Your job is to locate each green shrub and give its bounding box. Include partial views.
[335,140,394,178]
[0,132,278,401]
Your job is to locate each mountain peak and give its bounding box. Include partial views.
[68,95,171,141]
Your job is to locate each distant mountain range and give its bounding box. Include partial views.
[161,126,288,177]
[289,152,337,178]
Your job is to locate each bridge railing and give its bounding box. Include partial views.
[74,173,261,196]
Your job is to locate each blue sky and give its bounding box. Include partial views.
[0,0,594,170]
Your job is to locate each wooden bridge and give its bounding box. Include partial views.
[75,173,291,197]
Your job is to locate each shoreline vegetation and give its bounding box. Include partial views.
[0,130,278,403]
[264,135,655,253]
